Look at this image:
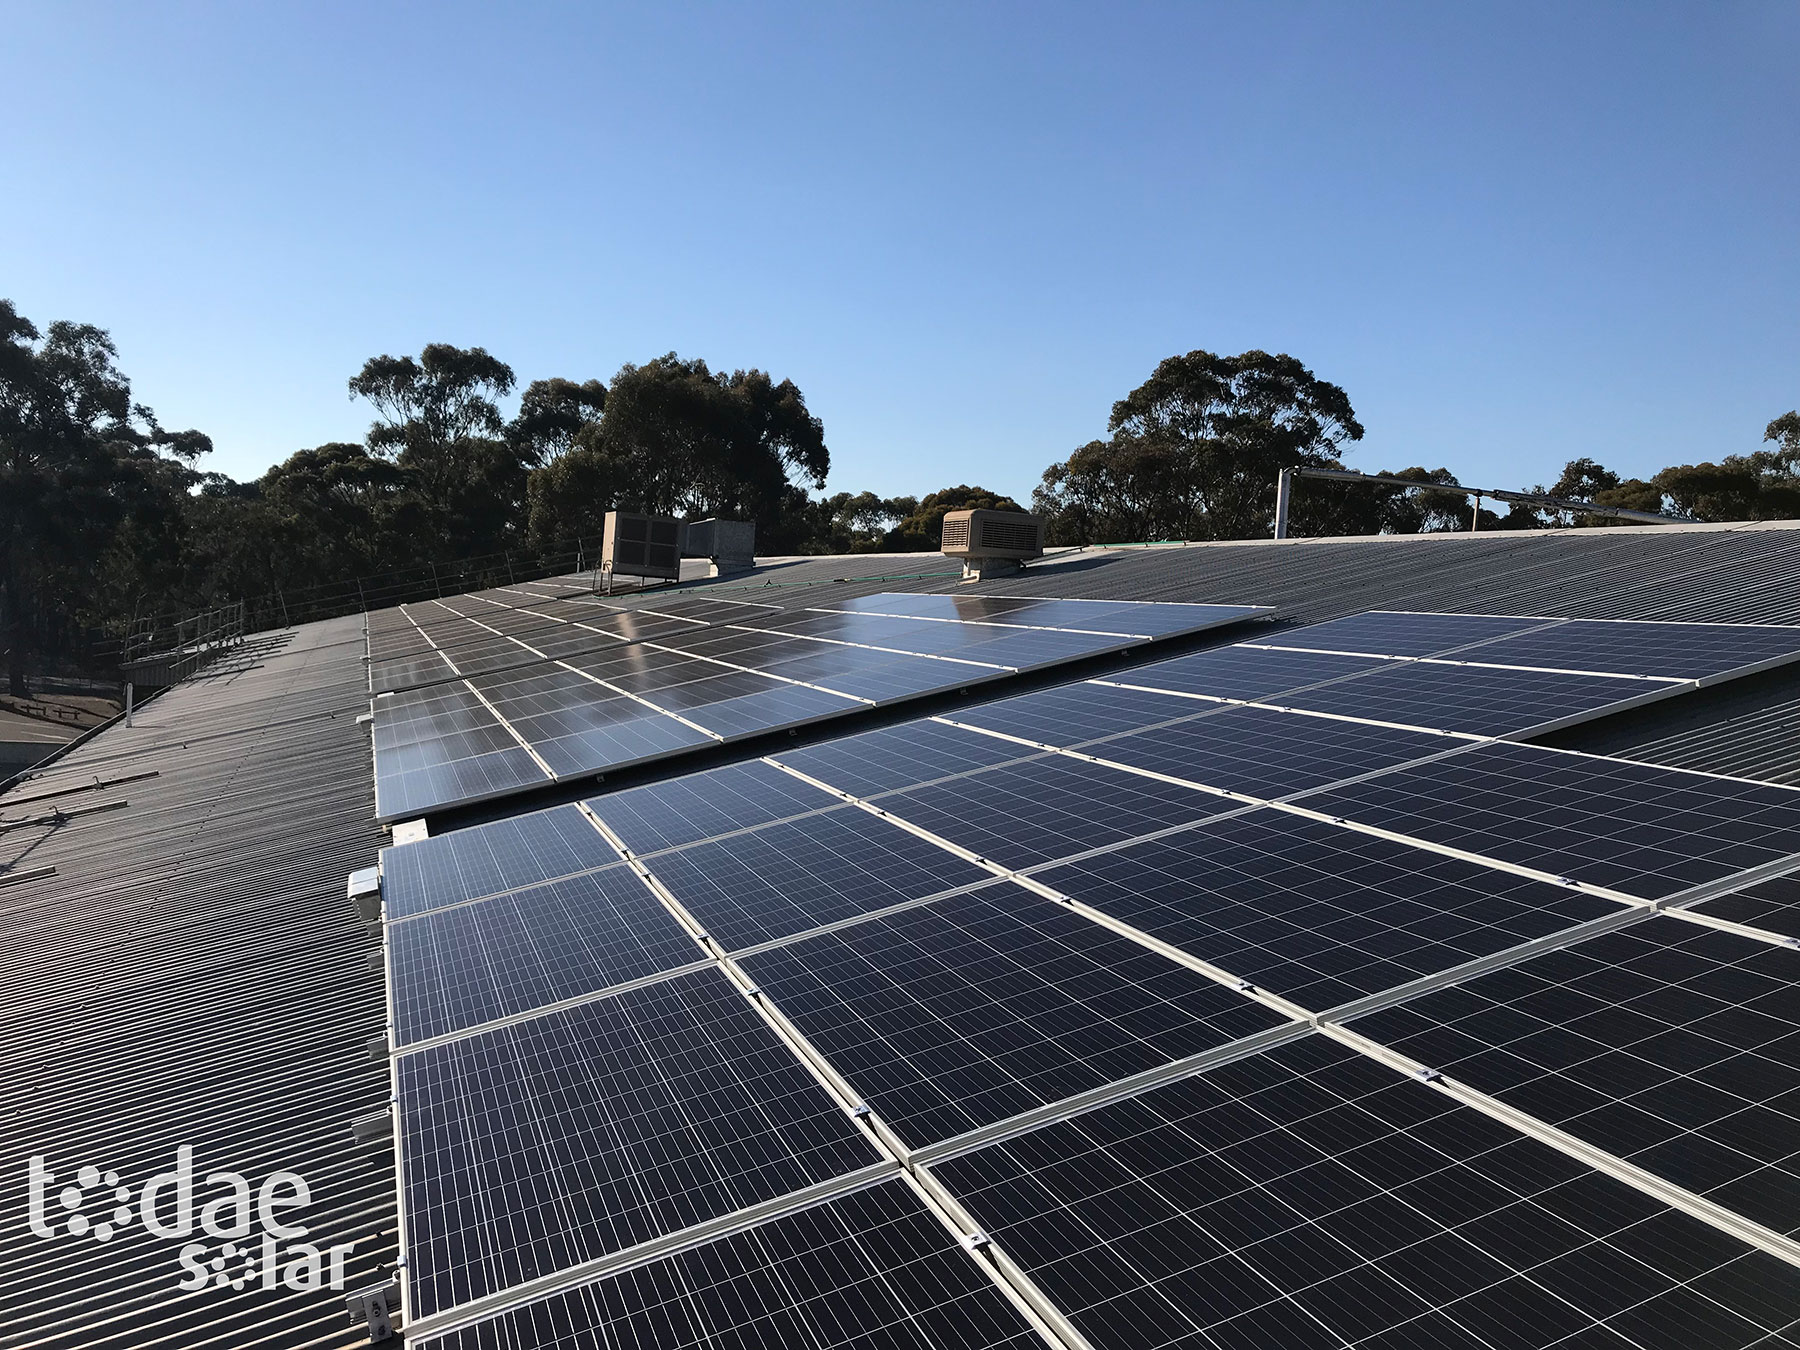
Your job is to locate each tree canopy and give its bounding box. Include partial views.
[4,300,1795,697]
[1033,349,1364,543]
[0,300,209,693]
[526,354,829,554]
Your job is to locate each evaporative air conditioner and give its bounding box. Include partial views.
[682,518,756,575]
[600,510,684,584]
[939,508,1044,580]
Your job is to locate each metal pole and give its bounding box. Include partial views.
[124,682,133,728]
[1471,494,1481,532]
[1273,468,1294,540]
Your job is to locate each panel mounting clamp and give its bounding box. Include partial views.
[345,1280,400,1342]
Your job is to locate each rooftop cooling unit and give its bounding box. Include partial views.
[683,518,756,576]
[601,510,684,586]
[940,508,1044,580]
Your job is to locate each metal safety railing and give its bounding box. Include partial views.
[1272,466,1696,540]
[119,599,248,686]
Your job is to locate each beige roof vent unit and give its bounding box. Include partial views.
[683,518,756,576]
[601,510,684,588]
[940,508,1044,580]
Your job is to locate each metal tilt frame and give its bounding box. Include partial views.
[1271,465,1695,539]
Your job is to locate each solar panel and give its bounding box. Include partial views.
[1274,660,1674,736]
[1111,643,1390,701]
[381,803,620,920]
[1682,870,1800,938]
[373,604,1800,1345]
[1463,618,1800,681]
[369,592,1267,819]
[411,1180,1040,1350]
[864,754,1238,871]
[949,682,1240,747]
[1035,810,1625,1011]
[774,719,1035,797]
[737,884,1290,1147]
[1259,610,1554,657]
[1083,705,1460,800]
[639,806,993,951]
[1302,741,1800,900]
[387,863,702,1045]
[591,759,841,856]
[930,1035,1800,1350]
[397,967,880,1320]
[1350,917,1800,1240]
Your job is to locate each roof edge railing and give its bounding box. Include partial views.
[1273,466,1698,540]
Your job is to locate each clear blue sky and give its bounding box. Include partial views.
[4,1,1795,506]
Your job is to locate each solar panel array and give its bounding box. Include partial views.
[366,587,1271,821]
[374,607,1800,1348]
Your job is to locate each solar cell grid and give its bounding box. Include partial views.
[932,1035,1800,1350]
[677,680,865,739]
[1035,809,1626,1011]
[591,759,841,856]
[1110,643,1388,701]
[1090,704,1459,800]
[397,967,880,1320]
[1011,599,1267,638]
[412,1181,1041,1350]
[642,805,994,951]
[388,864,701,1045]
[368,591,1268,817]
[953,628,1143,669]
[870,755,1234,870]
[381,803,619,920]
[526,703,716,781]
[1276,660,1672,737]
[1264,610,1553,657]
[1466,618,1800,681]
[375,745,549,823]
[1683,870,1800,938]
[774,719,1035,798]
[1351,917,1800,1240]
[1304,741,1800,900]
[371,652,456,693]
[822,593,1052,620]
[947,682,1219,748]
[738,883,1289,1147]
[768,649,1005,703]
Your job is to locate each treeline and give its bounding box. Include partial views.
[2,296,1795,693]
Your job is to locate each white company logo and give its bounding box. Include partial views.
[28,1147,355,1292]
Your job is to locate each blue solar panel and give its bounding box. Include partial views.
[737,884,1289,1146]
[1035,809,1624,1011]
[1265,610,1553,657]
[591,759,841,856]
[641,806,993,951]
[1303,741,1800,900]
[370,591,1267,818]
[388,863,701,1045]
[381,803,618,920]
[1277,661,1670,736]
[1467,619,1800,680]
[396,967,880,1320]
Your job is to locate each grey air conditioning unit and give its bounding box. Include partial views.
[601,511,684,587]
[682,518,756,576]
[940,508,1044,580]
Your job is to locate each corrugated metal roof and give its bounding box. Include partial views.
[0,617,392,1350]
[3,519,1799,1350]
